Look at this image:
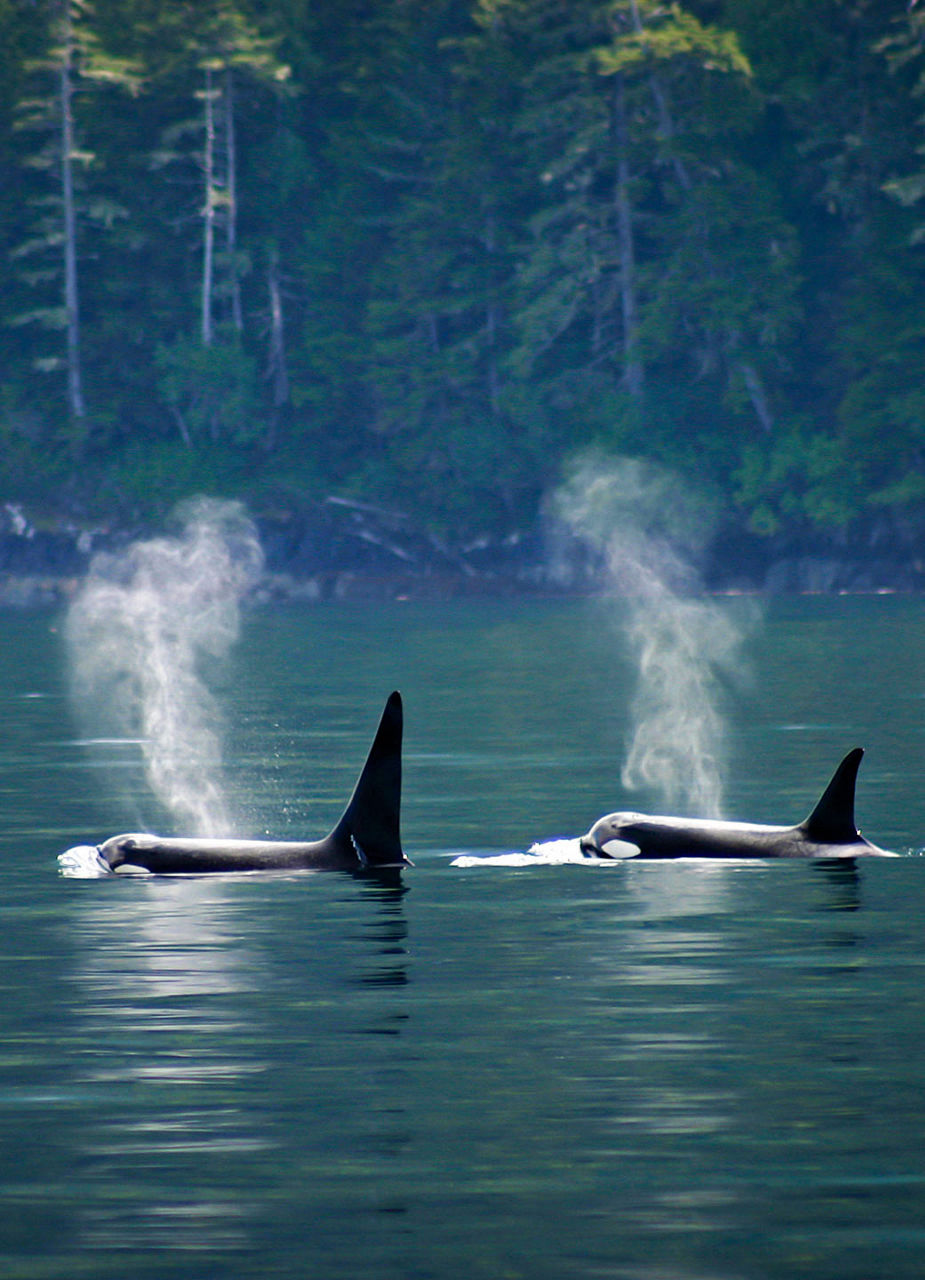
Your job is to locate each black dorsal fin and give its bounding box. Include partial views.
[330,691,405,866]
[800,747,864,843]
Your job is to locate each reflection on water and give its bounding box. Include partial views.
[4,598,925,1279]
[813,857,862,911]
[68,879,271,1253]
[59,871,412,1264]
[355,873,410,991]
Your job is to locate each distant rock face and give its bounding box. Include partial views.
[761,555,925,595]
[0,498,923,606]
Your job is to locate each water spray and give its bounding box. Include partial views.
[66,497,264,836]
[552,453,755,817]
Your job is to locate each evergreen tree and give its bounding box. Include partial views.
[9,0,139,431]
[724,0,920,534]
[495,0,793,470]
[0,0,922,561]
[148,0,290,444]
[360,0,536,529]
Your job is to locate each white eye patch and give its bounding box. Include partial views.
[600,838,642,860]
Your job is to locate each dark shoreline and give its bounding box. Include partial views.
[1,505,924,607]
[2,561,923,611]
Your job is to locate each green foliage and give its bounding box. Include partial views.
[735,424,856,534]
[0,0,923,565]
[639,167,802,413]
[0,389,73,499]
[98,437,254,521]
[595,3,750,80]
[155,335,263,445]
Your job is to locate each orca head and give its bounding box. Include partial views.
[98,833,129,868]
[96,833,152,872]
[579,812,643,860]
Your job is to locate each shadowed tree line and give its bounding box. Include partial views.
[2,0,925,572]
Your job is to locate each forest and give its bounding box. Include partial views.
[2,0,925,577]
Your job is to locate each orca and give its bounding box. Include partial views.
[578,748,895,861]
[62,691,409,875]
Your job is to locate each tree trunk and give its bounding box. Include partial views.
[629,0,692,194]
[740,361,774,433]
[266,249,288,401]
[225,67,243,333]
[613,73,643,397]
[627,4,773,432]
[60,4,85,420]
[201,65,215,347]
[483,212,501,416]
[169,404,191,447]
[264,249,288,451]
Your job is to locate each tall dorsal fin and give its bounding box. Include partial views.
[800,747,864,843]
[330,690,406,866]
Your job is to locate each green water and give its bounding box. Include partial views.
[2,597,925,1279]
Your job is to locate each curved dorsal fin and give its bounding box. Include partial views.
[330,690,405,866]
[801,747,864,843]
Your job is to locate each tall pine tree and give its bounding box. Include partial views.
[10,0,139,432]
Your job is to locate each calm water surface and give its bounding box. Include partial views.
[1,596,925,1279]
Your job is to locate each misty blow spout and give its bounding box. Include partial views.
[65,498,264,835]
[550,452,758,816]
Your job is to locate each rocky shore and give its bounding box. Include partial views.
[1,499,923,608]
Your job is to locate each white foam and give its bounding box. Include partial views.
[451,838,616,868]
[57,846,112,877]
